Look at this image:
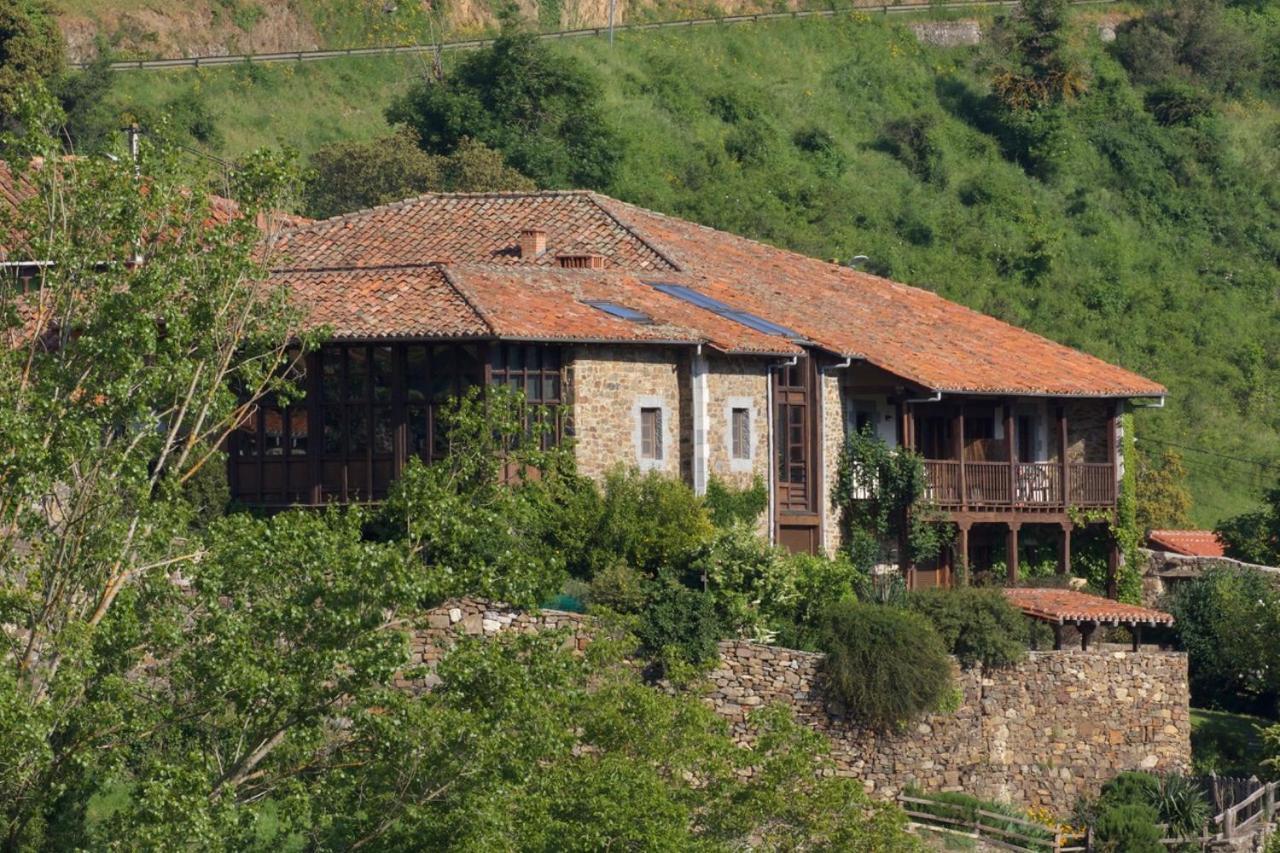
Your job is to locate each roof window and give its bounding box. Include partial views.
[583,300,653,324]
[648,282,803,340]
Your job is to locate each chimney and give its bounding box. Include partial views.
[556,253,606,270]
[519,228,547,259]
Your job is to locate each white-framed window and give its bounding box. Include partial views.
[632,395,671,471]
[723,395,757,473]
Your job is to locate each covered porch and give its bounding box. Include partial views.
[1003,587,1175,651]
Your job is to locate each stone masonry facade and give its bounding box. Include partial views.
[404,599,1191,814]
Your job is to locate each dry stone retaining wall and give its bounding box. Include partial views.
[404,599,1190,814]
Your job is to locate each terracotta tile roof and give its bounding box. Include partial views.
[1003,588,1174,626]
[275,192,676,272]
[594,195,1167,398]
[267,190,1165,397]
[273,266,489,340]
[1146,529,1226,558]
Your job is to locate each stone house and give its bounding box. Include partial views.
[233,190,1166,587]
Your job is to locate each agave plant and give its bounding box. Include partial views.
[1156,774,1212,839]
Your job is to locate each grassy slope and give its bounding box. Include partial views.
[109,10,1280,523]
[1190,708,1271,778]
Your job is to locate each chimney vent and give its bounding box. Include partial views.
[519,228,547,258]
[556,253,606,270]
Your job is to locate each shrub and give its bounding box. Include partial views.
[906,587,1027,669]
[636,582,723,667]
[1153,774,1211,838]
[817,600,954,730]
[587,562,648,613]
[704,475,767,530]
[590,467,715,578]
[1167,567,1280,715]
[1144,83,1215,127]
[1099,771,1162,810]
[875,113,945,184]
[789,551,865,630]
[1092,803,1163,853]
[695,525,791,637]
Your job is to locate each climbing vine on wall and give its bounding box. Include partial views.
[1112,411,1144,604]
[833,426,953,574]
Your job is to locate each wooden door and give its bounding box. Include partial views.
[774,356,821,554]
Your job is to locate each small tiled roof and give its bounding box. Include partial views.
[1003,588,1174,626]
[275,192,675,272]
[267,190,1165,396]
[1146,529,1226,558]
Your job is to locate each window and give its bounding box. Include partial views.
[640,407,663,461]
[731,407,750,460]
[489,344,563,448]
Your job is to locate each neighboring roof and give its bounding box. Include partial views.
[1146,529,1226,558]
[263,189,1166,396]
[1003,588,1175,626]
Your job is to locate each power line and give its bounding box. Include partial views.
[1139,437,1280,473]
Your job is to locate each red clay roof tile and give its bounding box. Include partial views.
[1146,529,1226,558]
[1003,587,1174,626]
[265,189,1166,397]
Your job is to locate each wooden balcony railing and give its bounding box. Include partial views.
[922,460,1115,511]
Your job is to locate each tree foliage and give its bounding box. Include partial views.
[1216,485,1280,566]
[907,587,1028,669]
[817,599,955,730]
[303,129,535,219]
[1167,567,1280,715]
[386,31,620,189]
[1135,446,1194,531]
[0,0,63,122]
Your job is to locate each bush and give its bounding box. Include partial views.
[636,582,723,667]
[1167,567,1280,715]
[704,475,767,529]
[1098,771,1162,810]
[906,587,1027,669]
[1092,803,1163,853]
[588,468,715,578]
[586,562,648,613]
[817,600,954,730]
[875,113,945,184]
[1093,771,1211,840]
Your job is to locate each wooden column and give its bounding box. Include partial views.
[1006,521,1021,585]
[1131,624,1143,652]
[956,521,971,587]
[1005,402,1017,503]
[1080,621,1097,651]
[953,403,967,509]
[1057,403,1068,508]
[1058,521,1073,576]
[1052,623,1064,651]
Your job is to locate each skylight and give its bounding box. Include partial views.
[648,283,803,340]
[583,300,653,324]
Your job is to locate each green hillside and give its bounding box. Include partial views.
[108,7,1280,523]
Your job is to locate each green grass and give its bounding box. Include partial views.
[1190,708,1273,779]
[107,7,1280,524]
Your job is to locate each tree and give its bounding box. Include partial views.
[0,1,63,123]
[1135,447,1193,531]
[1216,485,1280,566]
[989,0,1088,112]
[0,95,308,848]
[1167,567,1280,715]
[303,129,535,219]
[386,31,621,189]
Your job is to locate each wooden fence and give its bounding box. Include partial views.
[898,794,1087,852]
[901,780,1279,851]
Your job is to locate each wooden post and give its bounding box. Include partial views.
[1131,624,1142,652]
[957,521,971,587]
[1058,521,1072,576]
[1005,403,1017,504]
[1080,621,1097,651]
[1057,403,1068,507]
[1006,521,1020,585]
[1107,401,1119,503]
[1052,623,1063,651]
[953,403,966,509]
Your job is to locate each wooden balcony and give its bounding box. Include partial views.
[922,460,1115,512]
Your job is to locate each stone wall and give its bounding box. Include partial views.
[1064,398,1115,465]
[568,345,688,481]
[1141,547,1280,606]
[397,598,592,691]
[706,356,769,491]
[820,369,843,555]
[706,641,1190,813]
[402,599,1191,815]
